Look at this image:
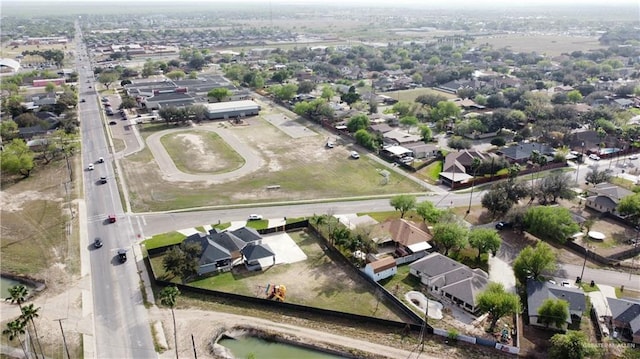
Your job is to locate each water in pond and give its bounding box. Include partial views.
[218,336,347,359]
[0,277,34,299]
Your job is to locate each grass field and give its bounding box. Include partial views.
[473,34,604,57]
[380,88,458,103]
[159,130,245,174]
[0,156,81,278]
[122,117,424,212]
[149,230,405,320]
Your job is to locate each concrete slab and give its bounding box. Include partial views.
[262,232,307,264]
[268,217,286,228]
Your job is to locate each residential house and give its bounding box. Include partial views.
[566,130,621,154]
[372,219,432,260]
[409,252,489,313]
[183,226,271,275]
[585,182,633,216]
[363,256,397,282]
[383,129,422,145]
[606,297,640,344]
[527,280,586,331]
[439,149,488,187]
[403,142,439,159]
[497,142,555,164]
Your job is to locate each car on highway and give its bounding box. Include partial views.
[117,249,127,263]
[88,163,94,170]
[98,157,104,163]
[248,214,263,221]
[350,151,360,159]
[94,238,103,248]
[589,154,601,161]
[100,176,107,184]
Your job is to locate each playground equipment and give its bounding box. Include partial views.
[266,284,286,302]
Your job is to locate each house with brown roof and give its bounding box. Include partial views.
[439,149,489,187]
[363,256,397,282]
[585,182,633,216]
[409,252,489,313]
[372,219,433,259]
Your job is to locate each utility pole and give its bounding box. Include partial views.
[191,334,197,359]
[420,296,429,351]
[55,319,71,359]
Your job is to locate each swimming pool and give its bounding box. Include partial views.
[599,148,621,155]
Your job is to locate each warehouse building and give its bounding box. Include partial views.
[204,100,261,120]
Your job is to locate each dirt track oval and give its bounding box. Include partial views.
[146,127,264,184]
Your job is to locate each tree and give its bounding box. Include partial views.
[513,242,557,285]
[536,172,575,204]
[481,180,529,217]
[468,228,501,261]
[537,298,569,329]
[321,85,335,101]
[432,223,469,256]
[0,120,19,141]
[490,137,506,147]
[346,114,370,133]
[0,139,35,177]
[354,129,377,150]
[21,303,44,359]
[430,101,461,122]
[97,71,119,90]
[297,81,315,94]
[162,242,201,283]
[549,331,597,359]
[447,136,471,150]
[159,286,180,359]
[476,282,521,332]
[340,87,360,107]
[567,90,583,103]
[45,82,56,93]
[270,84,298,102]
[585,168,610,185]
[415,200,444,224]
[165,70,186,80]
[119,96,138,110]
[207,88,231,102]
[523,206,581,244]
[618,193,640,224]
[389,195,416,218]
[3,319,28,359]
[419,125,432,142]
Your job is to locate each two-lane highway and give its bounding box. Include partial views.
[75,22,155,358]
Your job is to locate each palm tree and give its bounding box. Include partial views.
[3,319,29,359]
[6,285,37,358]
[21,304,44,359]
[159,286,180,359]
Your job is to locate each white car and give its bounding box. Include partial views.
[88,163,94,170]
[350,151,360,159]
[629,155,638,160]
[248,214,263,221]
[588,154,600,161]
[326,142,335,148]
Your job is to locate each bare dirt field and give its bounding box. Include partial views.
[124,117,422,211]
[160,131,244,174]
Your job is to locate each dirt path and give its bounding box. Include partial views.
[151,307,436,359]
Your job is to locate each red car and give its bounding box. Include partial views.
[108,214,116,223]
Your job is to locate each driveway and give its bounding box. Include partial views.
[145,125,264,183]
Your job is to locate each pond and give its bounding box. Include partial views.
[0,276,36,299]
[218,336,347,359]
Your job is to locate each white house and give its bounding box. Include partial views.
[363,256,397,282]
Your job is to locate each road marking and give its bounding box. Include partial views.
[142,216,147,226]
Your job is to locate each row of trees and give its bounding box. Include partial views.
[4,285,44,359]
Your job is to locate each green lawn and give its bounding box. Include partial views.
[144,231,185,250]
[415,161,442,183]
[245,219,268,230]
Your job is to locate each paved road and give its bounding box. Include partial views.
[554,263,640,291]
[75,22,156,359]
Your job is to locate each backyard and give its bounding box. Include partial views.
[148,229,408,321]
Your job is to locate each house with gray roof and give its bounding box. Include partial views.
[585,182,633,216]
[409,252,489,313]
[606,297,640,344]
[182,226,271,275]
[497,142,555,164]
[527,280,586,331]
